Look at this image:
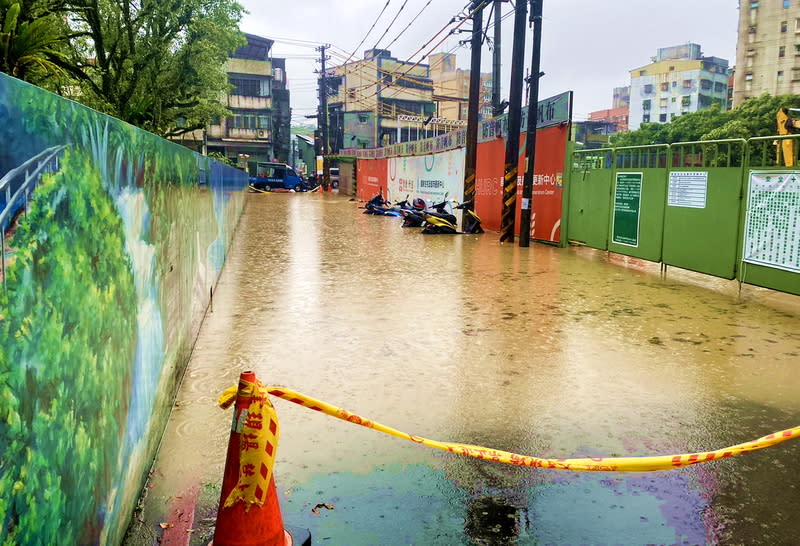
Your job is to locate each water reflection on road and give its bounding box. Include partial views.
[134,192,800,545]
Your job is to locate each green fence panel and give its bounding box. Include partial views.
[567,149,613,250]
[662,140,746,279]
[608,146,668,262]
[737,136,800,295]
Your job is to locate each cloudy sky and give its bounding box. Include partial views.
[238,0,740,126]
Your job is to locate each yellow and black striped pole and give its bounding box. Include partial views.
[462,0,484,210]
[499,0,529,242]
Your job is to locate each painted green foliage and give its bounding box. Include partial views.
[0,149,137,543]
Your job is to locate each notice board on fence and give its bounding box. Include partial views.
[612,172,643,247]
[743,171,800,273]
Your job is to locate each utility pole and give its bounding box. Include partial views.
[316,44,331,191]
[499,0,528,243]
[462,0,484,214]
[492,0,502,114]
[519,0,543,247]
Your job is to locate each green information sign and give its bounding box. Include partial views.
[612,172,642,246]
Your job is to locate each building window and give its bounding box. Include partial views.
[795,18,800,32]
[671,113,677,120]
[230,78,270,97]
[749,0,758,6]
[643,83,653,93]
[780,46,786,57]
[639,70,647,76]
[660,82,669,91]
[659,113,667,122]
[642,99,651,110]
[669,66,675,71]
[681,96,691,107]
[700,79,712,90]
[784,0,790,8]
[792,67,800,81]
[671,97,677,102]
[714,81,726,92]
[782,20,788,33]
[683,79,693,88]
[358,114,368,123]
[778,70,785,84]
[643,113,650,122]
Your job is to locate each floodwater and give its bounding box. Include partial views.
[127,191,800,545]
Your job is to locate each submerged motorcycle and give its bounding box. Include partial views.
[421,199,484,235]
[363,193,403,216]
[400,197,427,228]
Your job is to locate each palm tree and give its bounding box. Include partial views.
[0,0,66,82]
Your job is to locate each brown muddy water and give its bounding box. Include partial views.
[125,191,800,545]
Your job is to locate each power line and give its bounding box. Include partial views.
[382,0,437,52]
[371,0,409,50]
[341,0,393,66]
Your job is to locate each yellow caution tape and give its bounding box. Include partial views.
[263,386,800,473]
[218,378,280,507]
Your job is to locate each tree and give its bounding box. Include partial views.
[0,0,69,84]
[611,94,800,146]
[38,0,246,137]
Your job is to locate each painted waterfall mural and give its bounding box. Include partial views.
[0,73,248,544]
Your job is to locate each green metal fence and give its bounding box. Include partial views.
[663,139,746,279]
[566,136,800,296]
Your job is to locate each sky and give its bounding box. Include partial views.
[237,0,740,126]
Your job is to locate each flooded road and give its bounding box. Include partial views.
[128,192,800,545]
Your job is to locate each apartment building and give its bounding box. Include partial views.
[174,34,290,165]
[325,49,435,150]
[628,43,729,131]
[733,0,800,106]
[428,52,493,121]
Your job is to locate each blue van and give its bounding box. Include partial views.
[248,161,310,192]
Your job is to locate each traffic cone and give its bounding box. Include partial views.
[212,371,308,546]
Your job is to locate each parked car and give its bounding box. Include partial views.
[329,167,340,189]
[248,162,310,192]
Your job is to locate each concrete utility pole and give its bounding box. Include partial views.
[499,0,528,243]
[492,0,502,114]
[462,0,485,213]
[316,44,331,190]
[519,0,543,247]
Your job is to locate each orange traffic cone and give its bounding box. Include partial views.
[212,371,309,546]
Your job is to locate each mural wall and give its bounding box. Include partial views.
[0,74,248,544]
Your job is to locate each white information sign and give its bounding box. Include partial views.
[668,171,708,209]
[742,171,800,273]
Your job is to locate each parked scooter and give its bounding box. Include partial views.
[420,199,484,235]
[421,198,459,234]
[363,193,403,216]
[400,197,427,228]
[456,201,484,234]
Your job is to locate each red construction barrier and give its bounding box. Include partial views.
[356,158,387,201]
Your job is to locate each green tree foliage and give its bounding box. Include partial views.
[0,149,137,543]
[0,0,69,84]
[611,94,800,146]
[1,0,246,138]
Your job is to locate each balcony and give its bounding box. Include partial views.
[228,95,272,110]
